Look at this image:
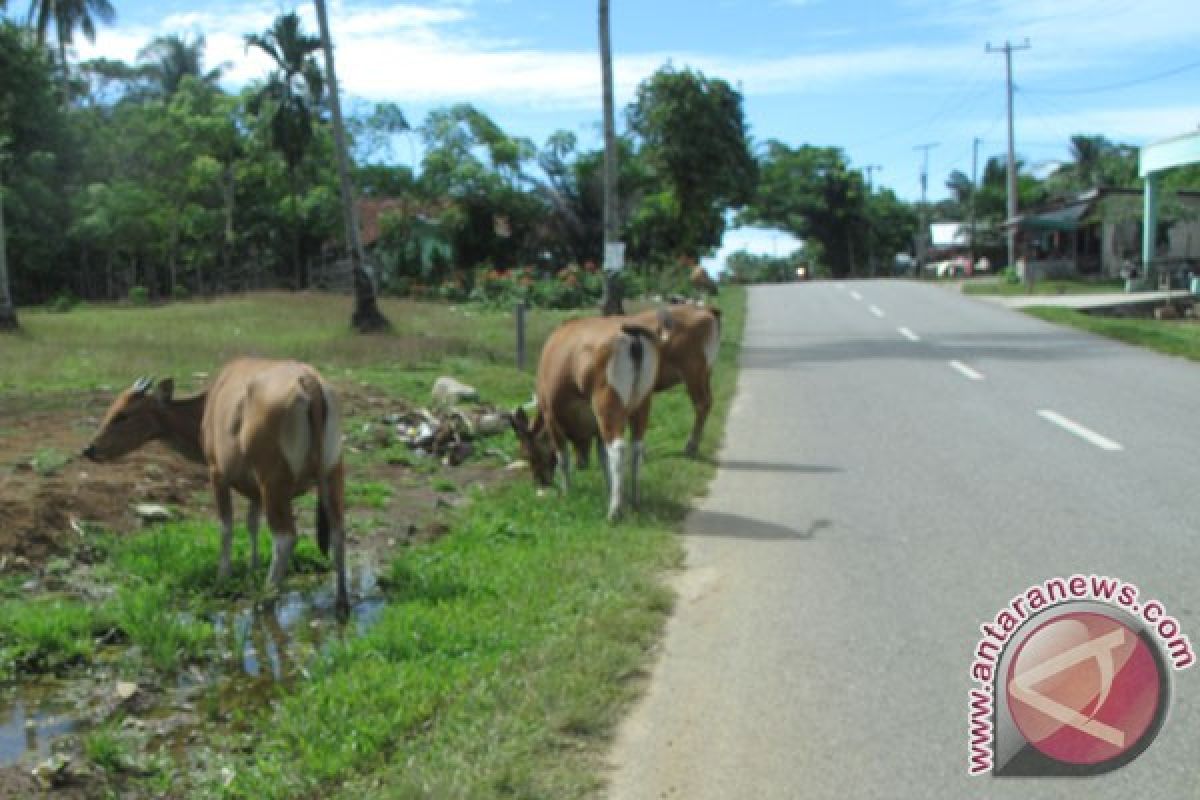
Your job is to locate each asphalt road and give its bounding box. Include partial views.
[606,280,1200,799]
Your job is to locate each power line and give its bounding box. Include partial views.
[1024,58,1200,95]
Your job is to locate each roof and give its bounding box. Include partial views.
[1018,202,1091,232]
[930,222,969,248]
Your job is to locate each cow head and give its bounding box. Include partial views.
[83,377,175,462]
[510,407,557,488]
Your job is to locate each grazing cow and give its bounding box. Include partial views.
[627,304,722,458]
[83,359,348,614]
[690,265,719,296]
[512,315,667,520]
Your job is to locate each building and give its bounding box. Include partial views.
[1010,187,1200,281]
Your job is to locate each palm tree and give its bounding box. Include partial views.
[246,12,323,289]
[27,0,116,104]
[598,0,623,315]
[1068,134,1108,189]
[945,170,973,207]
[137,33,223,98]
[312,0,389,331]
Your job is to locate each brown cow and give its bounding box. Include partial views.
[627,303,722,457]
[83,358,348,614]
[512,315,667,520]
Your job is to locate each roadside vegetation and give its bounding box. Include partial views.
[963,276,1125,297]
[0,288,744,796]
[1025,306,1200,362]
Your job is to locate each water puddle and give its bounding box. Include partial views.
[0,558,387,767]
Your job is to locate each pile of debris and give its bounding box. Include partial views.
[384,406,512,466]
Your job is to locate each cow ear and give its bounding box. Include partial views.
[154,378,175,403]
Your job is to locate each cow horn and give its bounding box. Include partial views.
[132,376,154,394]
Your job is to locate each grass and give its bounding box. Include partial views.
[0,293,575,401]
[29,447,70,476]
[963,277,1124,297]
[0,288,746,798]
[208,291,747,799]
[0,596,106,678]
[1025,306,1200,361]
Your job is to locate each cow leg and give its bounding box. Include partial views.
[573,437,590,470]
[319,461,349,617]
[595,436,611,493]
[246,497,262,573]
[630,400,653,510]
[684,369,713,458]
[596,395,627,521]
[263,493,297,592]
[212,472,235,582]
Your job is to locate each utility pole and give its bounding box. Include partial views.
[987,39,1030,276]
[862,165,881,276]
[914,143,938,278]
[969,136,981,271]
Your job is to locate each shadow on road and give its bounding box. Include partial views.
[715,459,841,475]
[739,330,1108,371]
[685,509,828,541]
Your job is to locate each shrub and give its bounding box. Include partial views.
[172,284,189,301]
[48,293,78,313]
[128,286,150,306]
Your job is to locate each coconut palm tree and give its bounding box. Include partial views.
[246,12,323,289]
[311,0,389,331]
[27,0,116,104]
[137,33,223,98]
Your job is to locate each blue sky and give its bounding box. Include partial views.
[43,0,1200,205]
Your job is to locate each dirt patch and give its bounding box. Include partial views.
[0,394,209,563]
[0,385,515,568]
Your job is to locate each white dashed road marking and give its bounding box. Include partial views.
[1037,410,1124,452]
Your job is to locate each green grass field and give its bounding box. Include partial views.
[962,277,1125,297]
[0,289,745,797]
[1025,306,1200,362]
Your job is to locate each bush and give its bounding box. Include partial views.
[47,293,78,313]
[128,286,150,306]
[172,284,189,301]
[1003,266,1019,285]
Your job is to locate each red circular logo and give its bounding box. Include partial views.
[1006,611,1163,765]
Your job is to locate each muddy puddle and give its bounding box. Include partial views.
[0,558,388,769]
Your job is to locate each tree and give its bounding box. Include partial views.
[27,0,116,104]
[0,139,15,330]
[312,0,389,331]
[246,12,324,289]
[742,142,865,278]
[597,0,622,314]
[138,34,223,98]
[627,65,756,262]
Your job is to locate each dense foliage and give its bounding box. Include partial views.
[2,9,1197,304]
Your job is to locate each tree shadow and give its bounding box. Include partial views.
[685,509,830,541]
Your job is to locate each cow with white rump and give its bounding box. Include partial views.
[512,314,669,521]
[83,358,349,615]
